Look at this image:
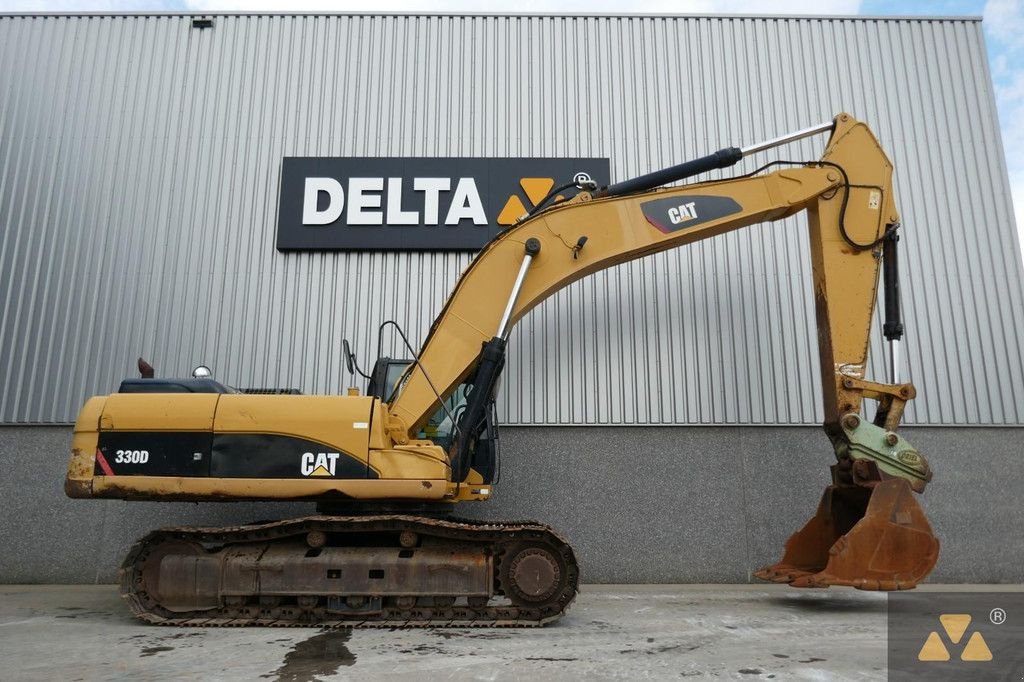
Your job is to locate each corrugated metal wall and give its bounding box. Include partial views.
[1,13,1022,425]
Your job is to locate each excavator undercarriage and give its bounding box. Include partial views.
[121,516,577,627]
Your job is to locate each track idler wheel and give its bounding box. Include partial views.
[754,479,939,590]
[499,543,566,606]
[132,538,220,612]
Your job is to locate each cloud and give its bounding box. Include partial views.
[984,0,1024,44]
[984,0,1024,253]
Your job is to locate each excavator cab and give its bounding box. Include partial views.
[365,356,412,401]
[364,355,500,484]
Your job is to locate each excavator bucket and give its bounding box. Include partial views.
[754,478,939,590]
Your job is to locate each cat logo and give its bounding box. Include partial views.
[918,614,993,662]
[496,178,565,225]
[301,452,340,477]
[668,201,698,225]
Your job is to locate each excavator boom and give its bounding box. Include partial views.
[392,115,901,438]
[66,113,938,626]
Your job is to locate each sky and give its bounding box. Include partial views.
[3,0,1023,255]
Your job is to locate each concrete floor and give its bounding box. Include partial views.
[0,584,901,681]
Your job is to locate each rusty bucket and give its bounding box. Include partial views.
[754,478,939,590]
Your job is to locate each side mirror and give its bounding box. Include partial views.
[342,339,355,375]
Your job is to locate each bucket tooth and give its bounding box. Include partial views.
[755,479,939,590]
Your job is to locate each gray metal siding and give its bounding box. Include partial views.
[0,14,1021,425]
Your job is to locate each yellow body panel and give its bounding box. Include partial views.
[64,390,488,501]
[67,397,106,495]
[368,400,388,450]
[100,393,218,430]
[369,445,450,480]
[213,394,375,459]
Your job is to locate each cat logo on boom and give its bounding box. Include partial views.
[300,452,341,477]
[668,201,698,224]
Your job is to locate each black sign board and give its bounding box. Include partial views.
[276,157,611,251]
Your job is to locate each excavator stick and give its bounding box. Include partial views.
[752,116,940,590]
[755,477,939,590]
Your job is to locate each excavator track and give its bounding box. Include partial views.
[119,515,578,628]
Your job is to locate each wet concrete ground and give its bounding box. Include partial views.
[0,584,898,680]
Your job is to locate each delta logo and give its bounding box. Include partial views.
[276,156,610,251]
[917,613,993,662]
[300,176,570,228]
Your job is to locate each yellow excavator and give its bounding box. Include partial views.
[66,113,939,627]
